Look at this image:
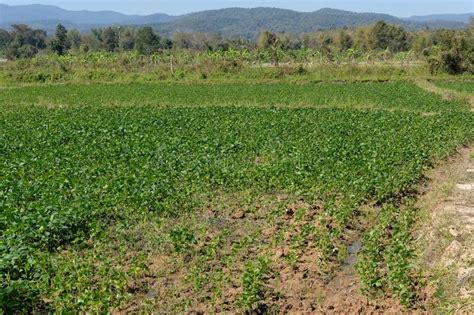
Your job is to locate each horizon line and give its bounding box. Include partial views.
[1,2,473,19]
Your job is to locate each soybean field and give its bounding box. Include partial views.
[1,81,473,312]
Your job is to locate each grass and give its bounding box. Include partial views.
[1,81,473,312]
[435,81,474,95]
[413,148,474,313]
[1,51,469,86]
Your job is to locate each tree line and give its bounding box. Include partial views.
[0,20,472,74]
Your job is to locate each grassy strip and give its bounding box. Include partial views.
[435,81,474,95]
[0,55,434,85]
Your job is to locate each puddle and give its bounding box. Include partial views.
[146,289,158,298]
[208,216,229,229]
[345,239,362,266]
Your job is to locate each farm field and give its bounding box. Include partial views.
[435,80,474,94]
[0,81,471,112]
[1,81,473,312]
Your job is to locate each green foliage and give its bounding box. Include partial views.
[5,43,38,59]
[258,31,279,50]
[0,29,11,51]
[428,49,471,75]
[1,81,468,113]
[427,28,473,75]
[135,27,161,55]
[435,81,474,94]
[169,228,197,254]
[1,20,471,78]
[66,29,82,50]
[0,82,473,311]
[357,205,418,307]
[119,28,136,51]
[4,24,46,59]
[49,24,70,56]
[102,27,119,52]
[258,31,282,65]
[337,30,354,52]
[370,21,409,52]
[237,258,271,311]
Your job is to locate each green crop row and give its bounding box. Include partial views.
[0,81,470,113]
[357,204,417,307]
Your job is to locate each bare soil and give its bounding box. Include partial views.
[112,192,411,314]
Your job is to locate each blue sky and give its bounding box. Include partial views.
[1,0,473,16]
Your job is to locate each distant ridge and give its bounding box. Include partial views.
[0,4,176,26]
[407,13,473,23]
[0,4,470,37]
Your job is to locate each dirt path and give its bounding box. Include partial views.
[417,147,474,313]
[414,79,474,110]
[412,79,473,312]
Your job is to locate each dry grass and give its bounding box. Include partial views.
[415,146,474,313]
[414,80,474,111]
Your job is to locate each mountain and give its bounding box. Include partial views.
[0,4,175,29]
[150,7,403,38]
[152,8,468,38]
[407,13,473,23]
[0,4,469,37]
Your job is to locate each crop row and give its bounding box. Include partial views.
[0,82,470,112]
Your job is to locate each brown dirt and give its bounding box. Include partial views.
[113,192,410,314]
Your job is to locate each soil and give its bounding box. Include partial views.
[115,193,410,314]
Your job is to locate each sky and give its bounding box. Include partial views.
[0,0,473,17]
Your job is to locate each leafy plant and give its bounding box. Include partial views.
[237,258,271,311]
[169,228,197,254]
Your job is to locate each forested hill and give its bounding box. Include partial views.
[0,4,470,37]
[153,8,468,38]
[154,7,403,38]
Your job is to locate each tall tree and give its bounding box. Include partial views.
[336,30,353,52]
[0,29,12,51]
[370,21,409,52]
[119,28,136,50]
[67,29,82,50]
[135,27,160,55]
[49,24,69,55]
[91,28,103,42]
[5,24,46,59]
[258,31,281,65]
[102,27,119,52]
[9,24,46,49]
